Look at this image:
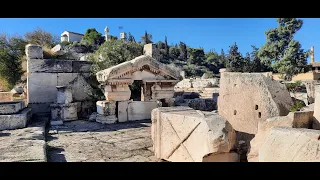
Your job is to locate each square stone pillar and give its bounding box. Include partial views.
[96,100,117,124]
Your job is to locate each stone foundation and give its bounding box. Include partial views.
[50,103,78,121]
[0,101,25,115]
[0,107,32,130]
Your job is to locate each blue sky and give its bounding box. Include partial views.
[0,18,319,63]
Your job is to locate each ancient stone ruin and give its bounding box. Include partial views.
[218,72,293,135]
[50,86,78,125]
[0,101,32,130]
[2,43,320,163]
[26,44,94,119]
[151,106,238,162]
[94,47,182,123]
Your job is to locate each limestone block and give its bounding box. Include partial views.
[218,72,293,135]
[27,73,58,103]
[56,86,73,104]
[259,127,320,162]
[25,44,43,59]
[151,107,236,162]
[118,100,133,122]
[57,73,77,87]
[50,103,78,121]
[301,103,314,111]
[303,80,320,104]
[96,114,117,124]
[70,74,93,102]
[72,61,92,73]
[128,101,158,121]
[0,101,25,115]
[96,101,116,115]
[105,91,131,101]
[151,90,175,100]
[0,107,32,130]
[202,152,239,162]
[164,98,175,107]
[104,85,131,101]
[313,85,320,129]
[27,59,72,73]
[247,111,314,162]
[290,92,308,106]
[51,44,62,53]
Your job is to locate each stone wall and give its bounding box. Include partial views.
[174,78,219,90]
[272,72,320,81]
[26,44,94,118]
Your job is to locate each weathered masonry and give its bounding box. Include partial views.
[26,44,94,119]
[95,44,183,123]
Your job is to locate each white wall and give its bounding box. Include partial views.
[68,33,83,42]
[60,31,83,43]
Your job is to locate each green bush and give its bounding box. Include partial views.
[290,100,306,112]
[285,81,302,93]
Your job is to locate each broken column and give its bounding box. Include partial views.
[50,86,78,125]
[151,106,238,162]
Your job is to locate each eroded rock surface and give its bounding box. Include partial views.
[247,111,314,162]
[47,120,157,162]
[259,127,320,162]
[0,121,46,162]
[151,107,237,162]
[218,72,293,135]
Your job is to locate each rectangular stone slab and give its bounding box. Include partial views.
[0,101,25,115]
[0,107,32,130]
[128,101,158,121]
[50,103,78,121]
[151,107,236,162]
[259,127,320,162]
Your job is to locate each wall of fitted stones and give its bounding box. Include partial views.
[27,58,94,118]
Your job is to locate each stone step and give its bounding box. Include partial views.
[0,101,25,115]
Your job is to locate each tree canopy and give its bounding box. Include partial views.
[88,39,143,73]
[24,28,57,47]
[0,34,27,90]
[81,28,105,46]
[258,18,310,80]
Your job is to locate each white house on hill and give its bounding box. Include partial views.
[61,31,84,43]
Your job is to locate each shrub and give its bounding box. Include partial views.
[290,100,306,112]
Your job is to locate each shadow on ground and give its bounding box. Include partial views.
[48,119,151,134]
[46,145,67,162]
[0,132,11,137]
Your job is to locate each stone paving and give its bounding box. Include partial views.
[46,120,159,162]
[0,121,46,162]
